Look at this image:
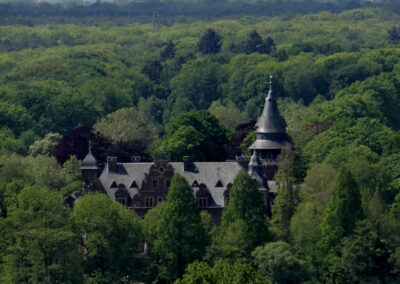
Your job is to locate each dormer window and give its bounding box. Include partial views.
[110,181,118,188]
[152,179,158,189]
[198,197,208,208]
[192,181,199,187]
[130,180,138,188]
[116,198,127,206]
[215,180,223,187]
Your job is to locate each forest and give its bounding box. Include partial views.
[1,1,400,283]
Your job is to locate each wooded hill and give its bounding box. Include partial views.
[1,4,400,283]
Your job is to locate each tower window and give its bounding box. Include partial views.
[152,179,158,189]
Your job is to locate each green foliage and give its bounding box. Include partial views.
[219,170,269,258]
[325,220,394,283]
[93,107,158,146]
[71,193,142,282]
[28,132,62,157]
[168,58,225,114]
[252,241,309,284]
[208,100,248,130]
[198,29,222,54]
[319,167,363,254]
[0,185,83,283]
[270,146,297,241]
[156,110,229,161]
[151,174,207,281]
[177,260,269,284]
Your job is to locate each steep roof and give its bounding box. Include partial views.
[255,77,286,134]
[99,162,249,207]
[81,142,98,170]
[249,76,290,150]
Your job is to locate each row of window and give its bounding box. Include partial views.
[152,179,170,189]
[117,196,230,208]
[142,197,209,208]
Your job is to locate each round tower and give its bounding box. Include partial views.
[81,141,99,192]
[249,75,291,180]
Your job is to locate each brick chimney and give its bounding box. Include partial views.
[107,156,117,173]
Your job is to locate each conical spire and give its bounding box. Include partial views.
[255,75,286,134]
[248,150,267,189]
[249,150,261,168]
[81,140,99,170]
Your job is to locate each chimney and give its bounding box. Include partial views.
[107,156,117,173]
[131,156,141,162]
[183,156,190,172]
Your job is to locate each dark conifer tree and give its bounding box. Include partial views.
[141,59,163,82]
[221,170,269,250]
[388,25,400,44]
[160,41,176,61]
[319,167,363,253]
[198,29,222,54]
[152,174,207,281]
[244,30,264,54]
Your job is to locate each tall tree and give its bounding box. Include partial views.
[198,29,222,54]
[388,25,400,44]
[270,146,297,241]
[156,110,229,161]
[218,170,269,259]
[319,167,363,254]
[244,30,264,54]
[0,185,83,283]
[151,174,207,281]
[71,193,142,282]
[252,241,309,284]
[141,59,163,82]
[160,41,176,61]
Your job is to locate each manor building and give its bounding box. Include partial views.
[76,77,291,223]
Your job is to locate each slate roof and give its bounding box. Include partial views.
[249,136,291,150]
[256,81,286,134]
[99,162,247,207]
[81,143,98,170]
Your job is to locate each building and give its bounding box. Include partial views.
[77,77,291,223]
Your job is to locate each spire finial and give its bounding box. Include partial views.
[88,139,92,154]
[267,74,274,100]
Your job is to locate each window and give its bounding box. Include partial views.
[110,181,118,188]
[130,180,138,188]
[145,197,154,208]
[157,196,166,203]
[165,179,171,188]
[152,179,158,189]
[215,180,223,187]
[198,197,208,208]
[192,180,199,187]
[117,198,127,206]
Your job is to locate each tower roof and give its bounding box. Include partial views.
[248,150,261,168]
[256,75,286,134]
[81,141,99,170]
